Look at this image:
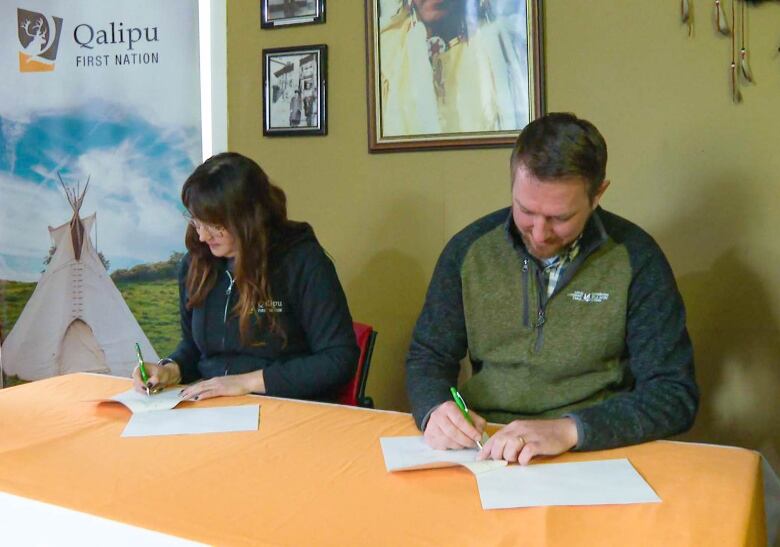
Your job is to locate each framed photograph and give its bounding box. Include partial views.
[262,45,328,136]
[366,0,544,151]
[261,0,326,29]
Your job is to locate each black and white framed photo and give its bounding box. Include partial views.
[261,0,326,29]
[262,45,327,136]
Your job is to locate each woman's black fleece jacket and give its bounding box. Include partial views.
[168,223,359,401]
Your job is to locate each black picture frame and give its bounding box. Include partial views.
[261,0,326,29]
[262,44,328,137]
[366,0,545,152]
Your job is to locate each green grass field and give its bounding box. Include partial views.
[0,280,36,336]
[116,279,180,357]
[1,278,180,359]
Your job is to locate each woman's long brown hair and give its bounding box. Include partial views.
[181,152,290,345]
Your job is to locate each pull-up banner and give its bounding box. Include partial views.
[0,1,201,379]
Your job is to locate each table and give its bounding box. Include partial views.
[0,373,767,546]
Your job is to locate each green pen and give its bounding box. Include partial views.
[135,343,150,396]
[450,386,483,450]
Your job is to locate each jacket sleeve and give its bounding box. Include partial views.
[405,237,468,430]
[568,241,699,451]
[262,256,358,399]
[167,256,202,383]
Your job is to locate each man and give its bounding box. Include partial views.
[289,90,302,127]
[282,0,296,18]
[411,0,467,44]
[406,113,698,465]
[302,92,315,127]
[379,0,528,136]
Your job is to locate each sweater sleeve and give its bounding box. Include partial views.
[168,256,202,384]
[261,256,359,399]
[568,240,699,450]
[405,237,469,430]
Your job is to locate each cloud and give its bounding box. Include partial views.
[1,119,26,172]
[72,139,190,263]
[0,171,68,262]
[0,253,44,282]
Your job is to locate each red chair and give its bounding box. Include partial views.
[336,322,377,407]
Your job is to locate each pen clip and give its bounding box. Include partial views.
[134,342,143,366]
[450,387,482,450]
[134,342,150,394]
[450,386,468,413]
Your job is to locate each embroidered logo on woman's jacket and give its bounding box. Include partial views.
[257,300,284,313]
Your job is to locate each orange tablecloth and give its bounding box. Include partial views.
[0,374,766,546]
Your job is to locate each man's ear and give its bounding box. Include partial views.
[591,179,610,209]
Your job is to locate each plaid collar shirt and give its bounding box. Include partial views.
[540,234,583,298]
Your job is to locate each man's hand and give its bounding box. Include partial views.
[179,371,265,401]
[477,417,578,465]
[423,401,486,450]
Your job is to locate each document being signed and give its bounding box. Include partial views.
[98,387,184,413]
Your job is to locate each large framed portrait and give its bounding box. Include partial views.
[262,44,328,136]
[366,0,544,151]
[261,0,326,29]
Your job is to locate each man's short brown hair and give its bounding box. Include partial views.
[510,113,608,199]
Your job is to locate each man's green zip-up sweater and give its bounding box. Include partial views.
[406,207,698,451]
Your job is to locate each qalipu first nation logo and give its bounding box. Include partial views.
[17,8,63,72]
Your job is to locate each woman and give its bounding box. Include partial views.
[132,152,358,401]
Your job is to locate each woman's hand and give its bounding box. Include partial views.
[179,371,265,401]
[132,361,181,394]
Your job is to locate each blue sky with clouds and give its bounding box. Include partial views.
[2,103,194,193]
[0,101,200,281]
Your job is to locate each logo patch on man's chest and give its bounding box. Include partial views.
[567,290,609,303]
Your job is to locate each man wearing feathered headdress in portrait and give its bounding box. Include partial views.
[379,0,529,136]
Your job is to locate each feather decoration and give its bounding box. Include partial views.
[738,2,753,83]
[681,0,692,36]
[739,49,754,83]
[715,0,730,36]
[730,62,742,103]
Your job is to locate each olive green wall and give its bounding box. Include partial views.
[228,1,780,467]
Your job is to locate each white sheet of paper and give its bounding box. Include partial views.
[380,436,506,474]
[475,458,661,509]
[103,387,184,413]
[122,404,260,437]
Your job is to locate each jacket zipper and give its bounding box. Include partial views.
[222,270,235,375]
[522,257,546,352]
[522,259,530,328]
[534,292,546,352]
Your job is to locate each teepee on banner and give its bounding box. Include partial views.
[2,179,158,380]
